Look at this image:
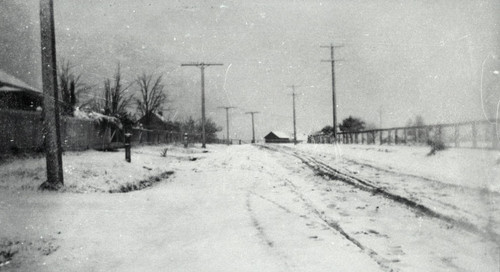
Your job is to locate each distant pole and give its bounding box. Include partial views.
[218,106,236,145]
[245,111,260,143]
[321,43,343,140]
[288,85,299,145]
[39,0,64,190]
[378,106,383,129]
[181,62,223,148]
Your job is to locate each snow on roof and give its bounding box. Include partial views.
[268,131,290,139]
[0,69,41,94]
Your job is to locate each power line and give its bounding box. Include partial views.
[245,111,260,143]
[218,106,236,145]
[181,62,223,148]
[321,43,344,140]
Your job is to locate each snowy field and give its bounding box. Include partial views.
[1,143,499,271]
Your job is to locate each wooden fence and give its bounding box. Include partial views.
[0,109,194,154]
[308,119,500,150]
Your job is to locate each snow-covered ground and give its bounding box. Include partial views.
[1,143,499,271]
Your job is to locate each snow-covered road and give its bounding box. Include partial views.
[1,144,499,271]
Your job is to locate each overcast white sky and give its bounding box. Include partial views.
[1,0,499,140]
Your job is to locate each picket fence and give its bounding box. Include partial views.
[308,119,500,150]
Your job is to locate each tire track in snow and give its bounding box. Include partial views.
[246,148,396,271]
[278,178,397,272]
[259,144,500,244]
[245,191,294,270]
[342,157,500,197]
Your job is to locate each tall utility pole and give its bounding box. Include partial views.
[218,106,236,145]
[321,43,343,140]
[181,62,223,148]
[39,0,64,190]
[288,85,299,145]
[378,106,383,129]
[245,111,259,143]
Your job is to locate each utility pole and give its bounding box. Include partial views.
[378,106,383,129]
[218,106,236,145]
[245,111,259,143]
[321,43,343,140]
[39,0,64,190]
[181,62,223,148]
[288,85,299,145]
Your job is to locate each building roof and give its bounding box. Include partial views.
[0,69,41,95]
[264,131,290,139]
[137,112,165,124]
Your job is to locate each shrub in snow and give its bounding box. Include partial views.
[427,139,446,156]
[160,147,168,157]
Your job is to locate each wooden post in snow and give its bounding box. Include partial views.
[39,0,64,190]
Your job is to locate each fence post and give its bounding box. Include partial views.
[454,125,459,147]
[395,129,398,145]
[472,122,477,148]
[379,130,383,145]
[437,125,443,143]
[492,123,498,149]
[403,128,407,145]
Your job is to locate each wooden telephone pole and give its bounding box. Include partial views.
[287,85,299,145]
[245,111,259,143]
[39,0,64,190]
[218,106,236,145]
[181,62,223,148]
[321,43,343,140]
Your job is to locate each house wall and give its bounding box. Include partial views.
[264,138,290,143]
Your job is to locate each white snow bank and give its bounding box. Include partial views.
[294,143,500,193]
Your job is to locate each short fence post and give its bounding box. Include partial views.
[395,129,399,145]
[379,130,383,145]
[124,133,131,163]
[454,125,459,147]
[403,128,407,145]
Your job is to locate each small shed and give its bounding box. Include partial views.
[264,131,290,143]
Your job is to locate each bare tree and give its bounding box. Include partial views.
[58,59,90,115]
[135,72,168,117]
[103,63,133,117]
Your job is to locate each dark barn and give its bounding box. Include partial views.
[264,131,290,143]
